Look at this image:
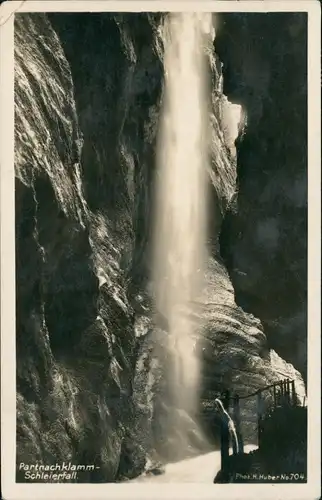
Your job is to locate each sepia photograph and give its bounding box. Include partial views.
[0,1,321,499]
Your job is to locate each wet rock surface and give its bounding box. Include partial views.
[15,12,306,481]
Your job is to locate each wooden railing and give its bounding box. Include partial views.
[217,378,303,473]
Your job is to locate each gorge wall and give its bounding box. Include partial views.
[216,13,308,382]
[15,12,306,482]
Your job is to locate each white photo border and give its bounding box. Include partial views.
[1,1,320,499]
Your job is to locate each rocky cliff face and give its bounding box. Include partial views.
[216,13,308,382]
[15,12,306,482]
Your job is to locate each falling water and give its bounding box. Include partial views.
[153,13,213,420]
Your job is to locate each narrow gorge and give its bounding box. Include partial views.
[14,11,307,482]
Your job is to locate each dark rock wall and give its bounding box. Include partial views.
[216,13,307,382]
[15,13,136,482]
[49,13,164,288]
[15,12,306,482]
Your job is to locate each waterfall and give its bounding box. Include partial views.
[152,13,213,427]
